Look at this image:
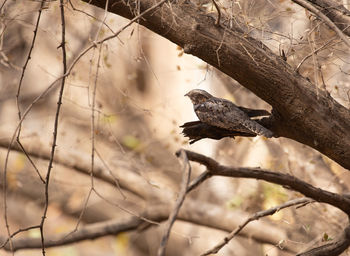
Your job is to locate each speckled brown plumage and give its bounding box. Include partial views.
[185,89,274,138]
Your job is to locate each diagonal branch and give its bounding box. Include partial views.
[202,198,313,256]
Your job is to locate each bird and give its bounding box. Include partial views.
[185,89,274,138]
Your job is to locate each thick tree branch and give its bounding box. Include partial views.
[83,0,350,169]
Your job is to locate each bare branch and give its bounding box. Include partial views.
[37,1,69,254]
[3,0,47,252]
[0,225,41,249]
[15,0,46,185]
[186,169,211,193]
[202,198,313,255]
[1,216,146,251]
[295,36,338,72]
[68,0,116,34]
[180,149,350,214]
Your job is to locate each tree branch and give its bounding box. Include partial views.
[180,149,350,215]
[202,198,313,256]
[1,215,145,251]
[83,0,350,169]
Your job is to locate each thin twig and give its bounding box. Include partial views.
[95,148,126,199]
[62,188,93,240]
[0,225,41,249]
[15,0,46,184]
[157,149,191,256]
[291,0,350,48]
[16,0,46,116]
[64,13,108,241]
[15,142,45,183]
[67,0,117,35]
[0,0,9,13]
[211,0,221,26]
[89,34,103,197]
[39,1,68,255]
[186,169,211,193]
[308,34,321,96]
[295,36,337,72]
[3,1,46,253]
[201,198,313,255]
[67,36,104,241]
[6,0,169,152]
[240,42,259,66]
[93,188,160,225]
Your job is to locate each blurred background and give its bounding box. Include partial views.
[1,0,350,255]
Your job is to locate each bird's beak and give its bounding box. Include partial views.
[184,92,189,97]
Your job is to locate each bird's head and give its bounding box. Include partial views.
[185,89,213,104]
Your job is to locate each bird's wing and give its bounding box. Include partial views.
[194,98,250,131]
[238,107,271,117]
[195,98,273,138]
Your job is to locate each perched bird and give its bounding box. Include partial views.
[185,89,274,138]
